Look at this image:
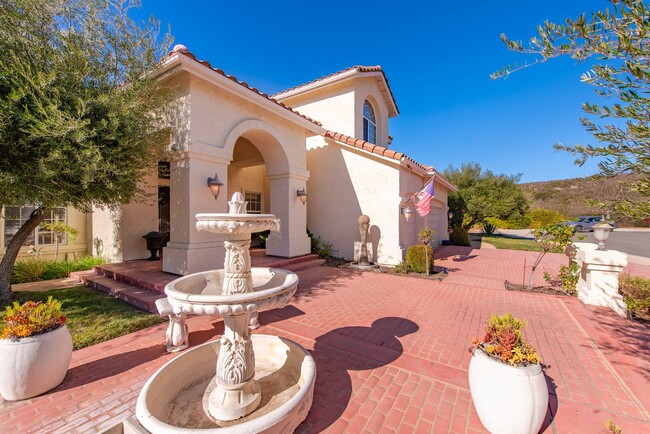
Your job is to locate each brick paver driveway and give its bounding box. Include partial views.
[1,246,648,433]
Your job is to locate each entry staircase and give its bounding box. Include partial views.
[71,250,325,313]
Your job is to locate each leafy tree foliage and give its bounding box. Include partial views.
[444,162,530,230]
[493,0,650,218]
[0,0,172,303]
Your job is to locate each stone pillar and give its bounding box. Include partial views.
[209,313,261,421]
[163,151,230,275]
[576,245,628,318]
[266,172,311,258]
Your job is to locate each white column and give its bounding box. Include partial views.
[163,151,230,275]
[576,246,628,318]
[265,172,311,258]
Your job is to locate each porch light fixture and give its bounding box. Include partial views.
[592,220,614,251]
[448,211,454,221]
[401,207,412,222]
[207,174,224,200]
[297,188,308,205]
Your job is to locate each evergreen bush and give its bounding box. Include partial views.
[405,245,434,274]
[450,227,470,246]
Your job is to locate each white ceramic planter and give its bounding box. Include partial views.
[0,324,73,400]
[469,348,548,434]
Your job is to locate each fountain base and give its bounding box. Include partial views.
[136,335,316,433]
[208,377,261,421]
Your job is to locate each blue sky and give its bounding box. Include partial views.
[134,0,612,183]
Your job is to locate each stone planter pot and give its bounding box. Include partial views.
[469,348,548,434]
[0,325,73,400]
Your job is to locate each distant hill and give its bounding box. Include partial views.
[520,173,642,225]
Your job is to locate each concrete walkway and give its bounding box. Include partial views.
[11,277,83,292]
[1,247,649,433]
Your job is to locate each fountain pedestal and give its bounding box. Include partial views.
[209,313,260,421]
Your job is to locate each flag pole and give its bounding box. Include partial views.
[407,175,435,204]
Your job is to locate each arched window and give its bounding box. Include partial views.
[363,100,376,143]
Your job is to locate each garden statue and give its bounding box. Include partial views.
[358,214,370,266]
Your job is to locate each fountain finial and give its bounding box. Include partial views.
[228,192,247,214]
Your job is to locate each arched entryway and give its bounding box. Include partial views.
[222,121,310,259]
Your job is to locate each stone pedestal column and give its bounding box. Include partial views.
[576,246,628,318]
[209,313,260,421]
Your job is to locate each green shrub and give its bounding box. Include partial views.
[484,217,509,229]
[74,255,107,271]
[11,256,107,284]
[481,221,498,235]
[307,229,332,258]
[505,215,532,229]
[450,227,470,246]
[393,262,410,274]
[11,259,49,283]
[405,245,434,274]
[43,260,78,280]
[619,274,650,319]
[528,209,565,228]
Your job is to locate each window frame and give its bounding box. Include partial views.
[2,206,68,248]
[244,192,263,215]
[363,100,377,144]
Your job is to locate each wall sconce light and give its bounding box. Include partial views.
[448,211,454,221]
[401,207,412,222]
[297,188,308,205]
[207,174,224,200]
[592,221,614,250]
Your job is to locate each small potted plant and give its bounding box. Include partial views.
[0,297,73,400]
[469,313,548,434]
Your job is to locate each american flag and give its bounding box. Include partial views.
[415,177,435,217]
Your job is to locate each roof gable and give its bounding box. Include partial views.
[272,66,399,117]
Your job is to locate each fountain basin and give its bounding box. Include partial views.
[135,335,316,433]
[196,214,279,236]
[165,268,298,315]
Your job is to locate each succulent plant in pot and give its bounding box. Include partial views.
[469,313,548,434]
[0,297,73,400]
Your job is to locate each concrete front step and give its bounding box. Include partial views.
[72,270,164,314]
[283,258,326,272]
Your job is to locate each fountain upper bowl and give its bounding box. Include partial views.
[195,214,279,235]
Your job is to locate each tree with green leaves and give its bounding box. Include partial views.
[418,226,434,275]
[529,225,577,290]
[0,0,172,304]
[493,0,650,219]
[39,222,79,261]
[444,162,530,230]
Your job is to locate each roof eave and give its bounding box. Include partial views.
[160,52,326,135]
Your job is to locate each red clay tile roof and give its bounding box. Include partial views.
[271,66,399,114]
[167,45,323,127]
[324,131,421,170]
[323,131,455,189]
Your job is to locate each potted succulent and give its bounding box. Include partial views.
[469,313,548,434]
[0,297,73,400]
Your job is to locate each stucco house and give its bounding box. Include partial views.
[1,45,457,271]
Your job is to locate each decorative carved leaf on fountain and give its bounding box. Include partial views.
[218,335,251,385]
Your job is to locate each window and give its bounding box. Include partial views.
[245,192,262,214]
[3,206,67,248]
[363,100,376,143]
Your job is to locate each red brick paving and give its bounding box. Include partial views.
[1,246,649,433]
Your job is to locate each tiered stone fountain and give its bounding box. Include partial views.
[135,193,316,433]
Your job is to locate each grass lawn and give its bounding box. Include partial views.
[5,286,164,350]
[476,235,563,253]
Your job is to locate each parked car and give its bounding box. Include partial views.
[559,216,618,232]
